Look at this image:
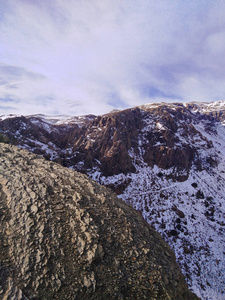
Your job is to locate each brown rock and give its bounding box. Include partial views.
[0,143,198,300]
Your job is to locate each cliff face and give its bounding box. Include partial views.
[0,143,197,300]
[0,102,217,180]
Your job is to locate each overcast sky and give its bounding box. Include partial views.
[1,0,225,116]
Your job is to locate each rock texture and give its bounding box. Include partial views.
[0,143,197,300]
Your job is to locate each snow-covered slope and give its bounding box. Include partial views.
[27,113,96,126]
[91,150,225,299]
[0,100,225,299]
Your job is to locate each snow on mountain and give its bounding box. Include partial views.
[0,114,22,121]
[87,101,225,300]
[188,100,225,113]
[94,151,225,299]
[27,114,96,126]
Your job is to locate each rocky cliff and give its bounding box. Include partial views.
[0,143,197,300]
[0,102,220,181]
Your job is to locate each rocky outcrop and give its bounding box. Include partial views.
[68,105,205,179]
[71,109,142,176]
[0,143,198,299]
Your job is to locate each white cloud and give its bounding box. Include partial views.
[1,0,225,115]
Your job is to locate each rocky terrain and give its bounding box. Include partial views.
[0,100,225,299]
[0,143,198,299]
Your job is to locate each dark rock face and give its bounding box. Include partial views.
[69,109,142,176]
[0,102,219,184]
[66,104,213,179]
[0,143,198,300]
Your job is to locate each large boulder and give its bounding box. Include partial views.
[0,143,198,299]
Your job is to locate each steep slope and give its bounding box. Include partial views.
[0,143,197,300]
[0,100,225,299]
[0,114,87,164]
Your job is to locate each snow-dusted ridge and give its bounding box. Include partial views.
[138,99,225,114]
[0,114,22,121]
[27,114,97,126]
[1,99,225,123]
[189,100,225,112]
[0,113,96,126]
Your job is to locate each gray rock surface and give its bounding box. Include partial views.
[0,143,198,299]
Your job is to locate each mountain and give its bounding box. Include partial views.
[0,100,225,299]
[0,143,198,299]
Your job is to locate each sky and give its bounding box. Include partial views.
[1,0,225,116]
